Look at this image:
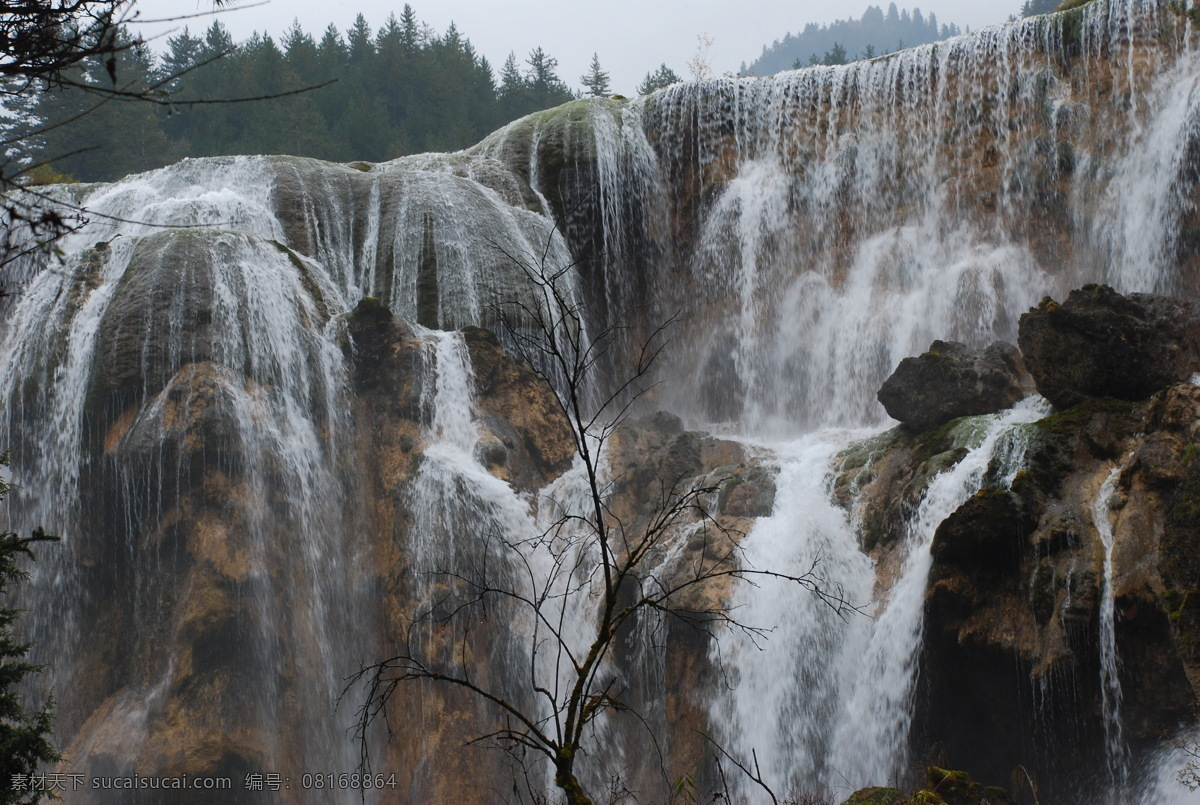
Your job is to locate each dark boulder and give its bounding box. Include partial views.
[877,340,1027,432]
[930,489,1032,584]
[1017,284,1200,409]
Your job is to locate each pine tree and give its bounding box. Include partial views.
[1021,0,1060,15]
[579,52,610,97]
[0,454,60,805]
[17,28,175,181]
[173,20,237,157]
[498,51,529,117]
[346,14,374,67]
[157,27,202,94]
[637,63,681,95]
[823,42,849,65]
[525,47,572,108]
[317,24,348,73]
[399,4,422,53]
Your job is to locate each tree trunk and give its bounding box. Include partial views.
[555,761,593,805]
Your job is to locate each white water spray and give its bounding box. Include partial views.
[717,398,1049,801]
[1093,465,1129,792]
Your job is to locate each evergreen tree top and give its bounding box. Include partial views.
[744,4,965,76]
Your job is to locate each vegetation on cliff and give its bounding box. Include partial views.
[0,457,60,804]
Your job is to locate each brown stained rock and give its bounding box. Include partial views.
[460,325,574,488]
[1018,284,1200,410]
[1146,381,1200,436]
[718,477,775,517]
[877,340,1029,432]
[186,515,253,584]
[117,363,244,456]
[1133,431,1188,489]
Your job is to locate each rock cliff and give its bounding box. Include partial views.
[842,285,1200,801]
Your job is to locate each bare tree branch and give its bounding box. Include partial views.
[345,226,859,805]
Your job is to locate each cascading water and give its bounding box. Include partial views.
[577,0,1198,433]
[0,157,372,794]
[713,399,1048,801]
[0,153,580,801]
[1,0,1199,802]
[1092,466,1129,797]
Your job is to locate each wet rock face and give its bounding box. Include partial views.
[1018,284,1200,410]
[459,326,575,488]
[91,232,218,415]
[877,340,1028,432]
[599,410,782,796]
[910,386,1200,799]
[840,367,1200,801]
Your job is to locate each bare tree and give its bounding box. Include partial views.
[687,33,714,82]
[349,242,854,805]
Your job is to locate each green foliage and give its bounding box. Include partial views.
[808,42,850,66]
[1021,0,1061,15]
[637,63,682,95]
[1169,0,1200,24]
[579,53,611,97]
[747,4,964,76]
[670,772,696,800]
[841,767,1016,805]
[16,165,77,187]
[5,5,581,180]
[0,455,61,804]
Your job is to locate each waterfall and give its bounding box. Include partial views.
[556,0,1196,434]
[1093,466,1129,794]
[713,399,1048,801]
[1,0,1198,801]
[0,157,372,794]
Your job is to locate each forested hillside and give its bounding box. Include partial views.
[6,5,580,182]
[742,4,963,74]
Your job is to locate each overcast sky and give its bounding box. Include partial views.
[132,0,1018,96]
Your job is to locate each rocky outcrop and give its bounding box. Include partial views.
[575,409,783,794]
[840,767,1015,805]
[840,285,1200,801]
[832,419,976,554]
[1018,284,1200,409]
[460,325,576,487]
[90,231,218,413]
[877,340,1028,432]
[839,382,1200,802]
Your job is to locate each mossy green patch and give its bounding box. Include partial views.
[1025,397,1139,493]
[1055,3,1091,59]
